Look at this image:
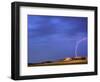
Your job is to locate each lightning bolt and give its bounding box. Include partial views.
[75,37,87,57]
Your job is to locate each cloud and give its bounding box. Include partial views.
[28,15,87,38]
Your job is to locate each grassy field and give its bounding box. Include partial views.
[28,57,87,67]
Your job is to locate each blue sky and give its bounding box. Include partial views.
[28,15,88,63]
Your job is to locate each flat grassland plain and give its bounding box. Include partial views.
[28,57,87,67]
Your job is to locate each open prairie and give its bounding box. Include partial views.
[28,57,87,67]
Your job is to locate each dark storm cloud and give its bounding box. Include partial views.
[28,15,87,38]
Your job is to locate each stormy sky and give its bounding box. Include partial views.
[28,15,88,63]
